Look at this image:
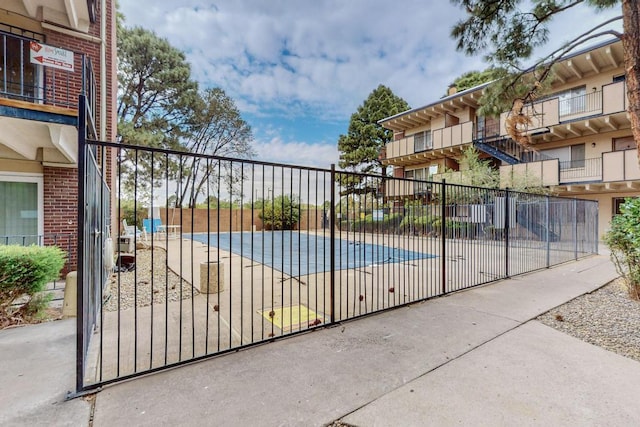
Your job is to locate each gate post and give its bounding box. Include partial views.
[76,95,87,393]
[504,188,510,278]
[594,202,599,254]
[573,198,578,260]
[330,164,336,323]
[440,180,446,295]
[546,195,551,268]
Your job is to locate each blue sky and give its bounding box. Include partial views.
[117,0,622,169]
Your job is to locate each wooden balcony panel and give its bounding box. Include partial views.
[602,81,626,115]
[0,97,77,117]
[433,128,443,150]
[602,151,625,182]
[624,150,640,180]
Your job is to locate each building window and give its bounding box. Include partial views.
[558,85,586,116]
[0,173,43,244]
[404,170,414,179]
[613,74,626,83]
[413,131,432,152]
[475,116,500,140]
[0,30,44,102]
[613,136,634,151]
[613,197,627,215]
[570,143,585,168]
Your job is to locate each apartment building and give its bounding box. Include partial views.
[0,0,116,271]
[379,39,637,237]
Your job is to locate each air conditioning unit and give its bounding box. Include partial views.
[118,236,134,253]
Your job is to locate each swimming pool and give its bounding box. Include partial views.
[188,231,435,277]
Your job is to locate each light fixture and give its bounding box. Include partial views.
[591,142,596,147]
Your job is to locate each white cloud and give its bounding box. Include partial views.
[119,0,480,119]
[119,0,623,169]
[253,136,339,169]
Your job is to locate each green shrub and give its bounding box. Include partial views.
[341,212,403,233]
[604,197,640,300]
[260,195,301,230]
[0,245,65,327]
[400,214,435,235]
[430,218,476,239]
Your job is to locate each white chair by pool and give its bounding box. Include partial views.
[122,219,146,241]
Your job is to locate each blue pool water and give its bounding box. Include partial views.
[188,231,435,277]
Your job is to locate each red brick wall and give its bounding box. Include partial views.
[43,9,105,136]
[43,166,78,274]
[38,1,117,275]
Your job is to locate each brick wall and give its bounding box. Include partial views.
[38,0,117,275]
[43,3,109,137]
[43,166,78,274]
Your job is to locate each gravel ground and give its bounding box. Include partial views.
[537,277,640,363]
[103,247,198,312]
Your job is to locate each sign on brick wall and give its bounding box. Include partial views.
[29,41,75,72]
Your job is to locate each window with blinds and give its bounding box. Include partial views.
[413,131,432,152]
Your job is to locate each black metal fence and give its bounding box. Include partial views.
[76,139,598,392]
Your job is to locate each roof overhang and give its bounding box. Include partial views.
[4,0,94,32]
[0,109,78,165]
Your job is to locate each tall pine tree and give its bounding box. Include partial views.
[337,85,409,194]
[451,0,640,160]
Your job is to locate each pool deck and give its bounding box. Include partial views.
[85,230,591,385]
[9,253,636,426]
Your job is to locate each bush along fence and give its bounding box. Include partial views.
[0,245,66,328]
[76,138,599,393]
[0,233,75,290]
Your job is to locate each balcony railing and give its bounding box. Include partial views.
[559,158,602,182]
[559,90,602,119]
[0,28,96,121]
[602,149,640,182]
[474,121,501,141]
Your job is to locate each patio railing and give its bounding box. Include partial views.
[0,26,96,123]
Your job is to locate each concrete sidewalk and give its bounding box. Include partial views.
[0,319,91,426]
[3,255,640,426]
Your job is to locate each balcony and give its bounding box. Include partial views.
[559,90,602,121]
[602,149,640,182]
[497,81,627,138]
[383,121,473,164]
[432,121,473,150]
[500,149,640,191]
[499,159,560,187]
[559,158,602,182]
[0,28,96,165]
[385,179,432,198]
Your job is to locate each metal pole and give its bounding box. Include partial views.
[595,202,599,254]
[440,180,446,295]
[573,198,578,260]
[504,188,510,278]
[76,95,87,393]
[329,164,336,323]
[546,195,551,268]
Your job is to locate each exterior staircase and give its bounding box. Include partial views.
[473,135,552,165]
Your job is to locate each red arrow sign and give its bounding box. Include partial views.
[29,42,75,72]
